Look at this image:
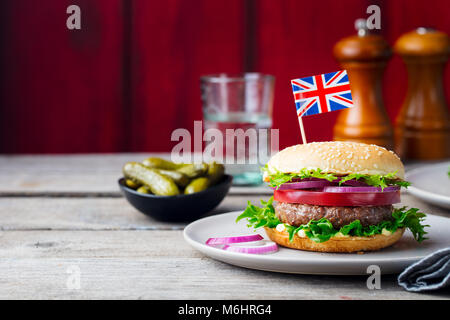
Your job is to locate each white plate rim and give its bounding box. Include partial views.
[183,211,442,267]
[406,162,450,207]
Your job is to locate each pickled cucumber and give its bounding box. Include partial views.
[176,163,208,179]
[184,177,210,194]
[207,162,225,185]
[136,186,151,194]
[125,179,141,189]
[142,157,183,170]
[123,162,180,196]
[155,169,189,188]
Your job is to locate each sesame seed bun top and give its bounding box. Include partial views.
[266,141,404,180]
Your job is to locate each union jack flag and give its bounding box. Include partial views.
[291,70,354,117]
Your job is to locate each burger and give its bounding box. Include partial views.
[237,141,428,253]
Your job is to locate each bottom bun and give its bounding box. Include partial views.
[264,227,405,253]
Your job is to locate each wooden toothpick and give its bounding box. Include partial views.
[298,117,307,144]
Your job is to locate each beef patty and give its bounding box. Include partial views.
[275,202,394,229]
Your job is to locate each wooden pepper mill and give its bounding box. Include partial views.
[333,19,394,149]
[394,28,450,160]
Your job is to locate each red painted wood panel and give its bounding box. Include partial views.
[0,0,125,153]
[128,0,246,152]
[383,0,450,123]
[254,0,369,149]
[255,0,450,150]
[0,0,448,153]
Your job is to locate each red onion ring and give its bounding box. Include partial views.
[206,235,278,255]
[269,180,334,190]
[338,179,369,187]
[205,234,263,246]
[322,186,400,193]
[275,176,395,188]
[222,241,278,254]
[270,177,370,190]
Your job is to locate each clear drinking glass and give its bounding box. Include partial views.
[200,73,275,185]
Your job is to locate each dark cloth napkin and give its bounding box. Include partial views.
[398,247,450,292]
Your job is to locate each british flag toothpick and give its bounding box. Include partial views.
[291,70,354,143]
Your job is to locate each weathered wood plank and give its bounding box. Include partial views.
[0,154,272,195]
[0,196,257,230]
[0,154,447,300]
[0,153,145,193]
[0,154,437,196]
[0,194,447,232]
[0,230,446,300]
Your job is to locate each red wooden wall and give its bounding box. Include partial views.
[0,0,449,153]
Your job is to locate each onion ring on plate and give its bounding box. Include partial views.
[222,241,278,254]
[206,235,278,255]
[205,234,263,246]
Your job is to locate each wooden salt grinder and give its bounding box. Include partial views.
[333,20,394,149]
[394,28,450,160]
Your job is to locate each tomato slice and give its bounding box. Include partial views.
[274,189,401,206]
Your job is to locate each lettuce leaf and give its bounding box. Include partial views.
[262,165,410,190]
[391,206,429,242]
[262,165,336,188]
[338,172,411,190]
[236,197,280,229]
[236,197,429,243]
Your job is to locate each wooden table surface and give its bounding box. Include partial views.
[0,154,449,300]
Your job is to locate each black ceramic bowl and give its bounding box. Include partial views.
[118,175,233,222]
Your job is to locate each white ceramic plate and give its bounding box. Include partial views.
[184,211,449,275]
[406,162,450,209]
